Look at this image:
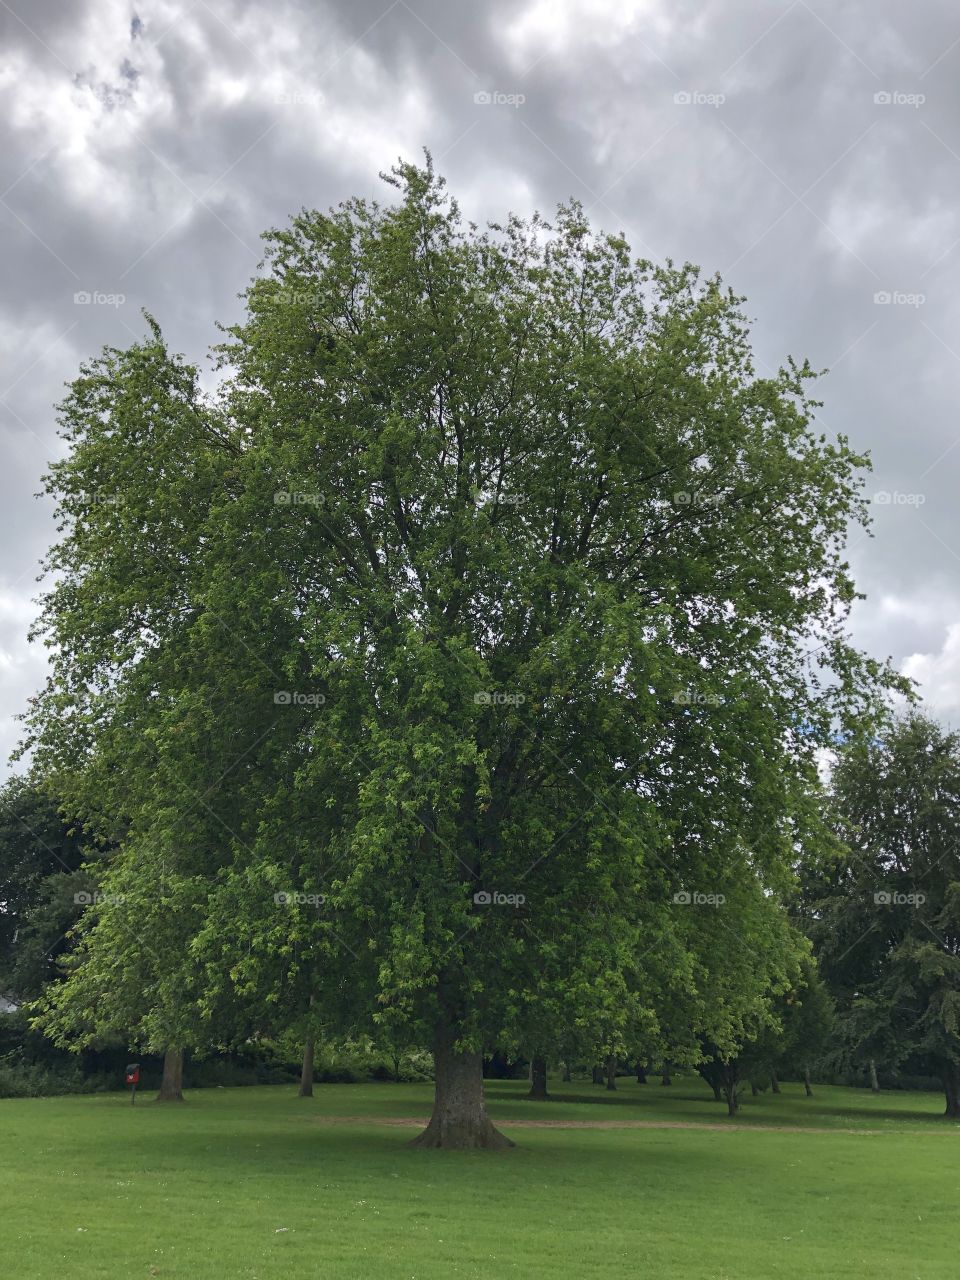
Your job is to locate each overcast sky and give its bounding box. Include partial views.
[1,0,959,775]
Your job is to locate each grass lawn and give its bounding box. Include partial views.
[1,1075,957,1278]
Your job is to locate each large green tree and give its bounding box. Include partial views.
[24,158,896,1147]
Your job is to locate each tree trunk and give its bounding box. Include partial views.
[410,1021,513,1150]
[712,1082,723,1102]
[750,1081,759,1097]
[156,1046,184,1102]
[635,1061,647,1084]
[298,1037,315,1097]
[868,1059,880,1094]
[392,1053,402,1082]
[942,1062,960,1118]
[661,1061,672,1086]
[528,1054,548,1100]
[770,1070,781,1094]
[725,1079,738,1116]
[562,1061,572,1082]
[591,1064,604,1085]
[803,1066,813,1097]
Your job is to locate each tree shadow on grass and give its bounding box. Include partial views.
[482,1080,960,1128]
[485,1082,722,1111]
[772,1099,959,1126]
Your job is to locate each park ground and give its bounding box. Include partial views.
[1,1076,957,1278]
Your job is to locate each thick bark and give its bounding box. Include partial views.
[605,1055,617,1091]
[410,1022,513,1150]
[770,1070,781,1095]
[803,1066,813,1097]
[942,1062,960,1118]
[528,1055,548,1100]
[635,1061,647,1084]
[868,1059,880,1094]
[298,1037,315,1097]
[156,1046,184,1102]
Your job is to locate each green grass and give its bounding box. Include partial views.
[1,1075,958,1278]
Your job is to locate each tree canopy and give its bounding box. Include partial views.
[21,158,900,1145]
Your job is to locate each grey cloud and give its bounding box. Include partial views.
[3,0,960,771]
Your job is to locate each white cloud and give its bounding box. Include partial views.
[902,623,960,718]
[502,0,676,65]
[0,581,48,771]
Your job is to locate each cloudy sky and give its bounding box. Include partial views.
[1,0,958,774]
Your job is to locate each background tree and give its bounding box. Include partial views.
[0,777,94,1006]
[807,714,960,1116]
[776,957,835,1097]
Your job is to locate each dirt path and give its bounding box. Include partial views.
[312,1114,918,1135]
